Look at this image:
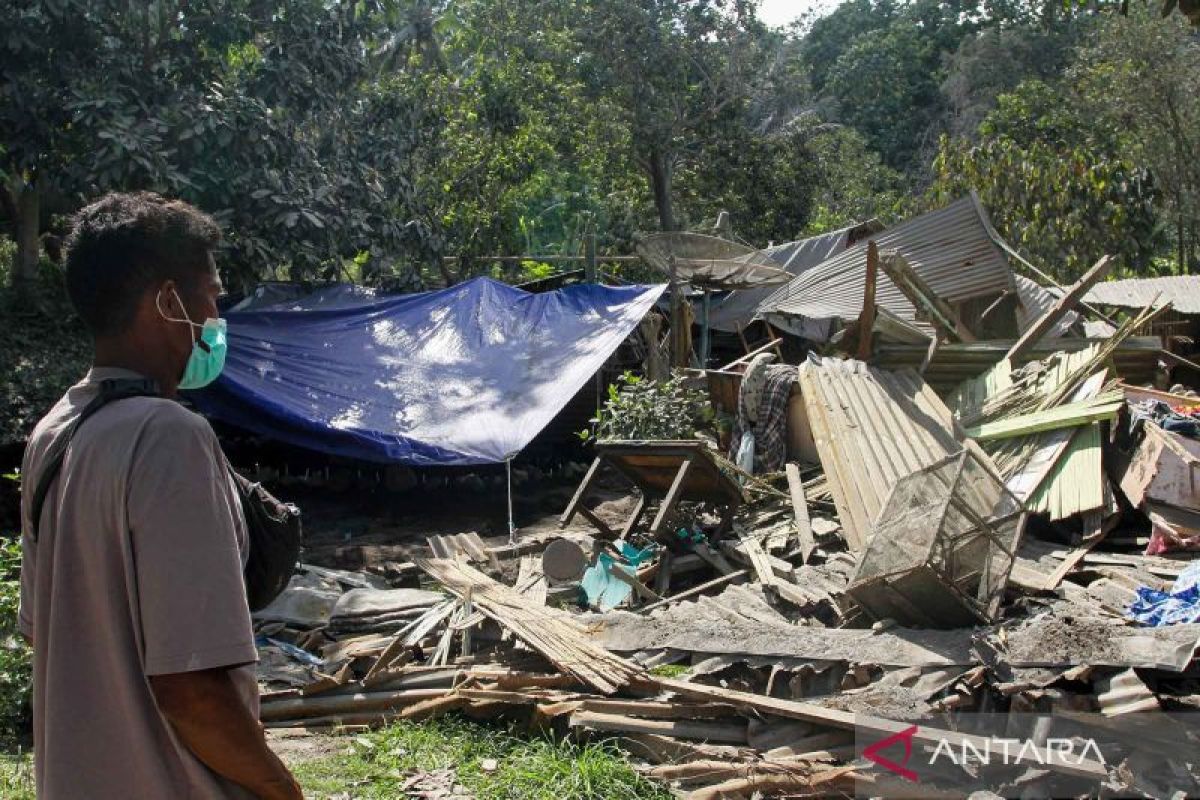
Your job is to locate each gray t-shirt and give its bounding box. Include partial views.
[19,367,259,799]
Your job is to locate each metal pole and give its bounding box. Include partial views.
[701,289,712,368]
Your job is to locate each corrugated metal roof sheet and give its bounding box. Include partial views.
[1083,276,1200,315]
[796,355,986,551]
[874,336,1162,393]
[758,196,1017,340]
[704,224,859,332]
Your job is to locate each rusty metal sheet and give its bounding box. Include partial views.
[758,196,1017,340]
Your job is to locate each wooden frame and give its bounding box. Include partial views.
[560,441,744,542]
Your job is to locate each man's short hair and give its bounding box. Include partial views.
[64,192,221,337]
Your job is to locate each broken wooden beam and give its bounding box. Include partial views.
[785,463,815,564]
[856,240,879,361]
[643,676,1108,780]
[569,709,748,744]
[415,557,645,694]
[1007,254,1113,362]
[259,688,447,722]
[879,251,976,342]
[637,569,750,613]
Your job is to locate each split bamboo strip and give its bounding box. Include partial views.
[415,557,645,694]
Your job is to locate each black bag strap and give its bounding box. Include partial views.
[30,377,160,540]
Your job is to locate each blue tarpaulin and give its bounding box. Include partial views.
[188,277,665,466]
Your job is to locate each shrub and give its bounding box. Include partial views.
[0,534,31,748]
[582,372,713,443]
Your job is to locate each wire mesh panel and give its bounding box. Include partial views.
[846,449,1025,628]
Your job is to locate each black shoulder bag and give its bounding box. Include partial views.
[29,378,302,612]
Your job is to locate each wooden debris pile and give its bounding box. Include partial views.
[249,272,1200,797]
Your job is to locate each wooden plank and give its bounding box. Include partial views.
[260,688,447,722]
[569,710,748,744]
[560,457,603,527]
[610,565,665,604]
[856,240,879,361]
[648,456,695,536]
[1040,514,1115,591]
[735,532,776,587]
[690,541,736,576]
[619,496,646,539]
[1007,255,1114,362]
[637,570,749,613]
[879,251,977,342]
[577,505,618,539]
[965,392,1124,441]
[785,463,815,564]
[719,338,783,371]
[643,677,1108,780]
[653,550,674,597]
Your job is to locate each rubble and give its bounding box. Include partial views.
[249,269,1200,797]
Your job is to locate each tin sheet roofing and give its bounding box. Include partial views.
[704,224,860,332]
[796,355,981,551]
[1083,276,1200,315]
[758,196,1017,340]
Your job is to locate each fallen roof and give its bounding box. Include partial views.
[1082,275,1200,315]
[795,355,980,551]
[189,277,665,465]
[702,223,866,333]
[757,196,1017,341]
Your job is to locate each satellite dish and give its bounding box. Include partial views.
[635,232,791,290]
[636,232,791,365]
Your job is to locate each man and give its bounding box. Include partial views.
[18,192,302,799]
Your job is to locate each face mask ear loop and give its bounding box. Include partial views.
[156,288,200,329]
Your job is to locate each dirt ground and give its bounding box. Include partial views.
[267,730,352,768]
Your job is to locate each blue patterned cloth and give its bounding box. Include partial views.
[1128,561,1200,626]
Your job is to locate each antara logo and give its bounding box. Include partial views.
[863,725,920,782]
[862,724,1108,782]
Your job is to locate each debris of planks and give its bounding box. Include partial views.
[414,557,645,694]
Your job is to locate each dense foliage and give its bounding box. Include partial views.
[0,532,31,749]
[3,0,1197,291]
[584,372,715,443]
[1,0,1198,444]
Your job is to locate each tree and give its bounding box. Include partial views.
[572,0,764,231]
[800,0,896,95]
[0,0,436,292]
[818,0,985,175]
[941,19,1082,139]
[800,123,906,234]
[929,80,1164,281]
[1070,9,1200,272]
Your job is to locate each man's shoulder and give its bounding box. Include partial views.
[115,397,217,442]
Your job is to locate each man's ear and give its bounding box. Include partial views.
[157,279,182,318]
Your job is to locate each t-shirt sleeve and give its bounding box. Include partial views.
[17,445,37,639]
[127,406,257,676]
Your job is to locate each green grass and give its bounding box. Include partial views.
[648,664,690,679]
[0,752,34,800]
[293,715,672,800]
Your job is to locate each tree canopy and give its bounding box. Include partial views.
[1,0,1198,293]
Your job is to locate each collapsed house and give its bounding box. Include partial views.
[221,196,1200,798]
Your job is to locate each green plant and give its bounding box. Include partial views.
[293,715,671,799]
[581,372,713,443]
[0,534,31,749]
[0,753,34,800]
